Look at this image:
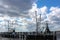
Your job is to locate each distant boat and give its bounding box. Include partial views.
[0,29,19,38]
[0,22,57,40]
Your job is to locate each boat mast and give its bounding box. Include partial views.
[44,22,51,34]
[7,20,9,32]
[35,11,42,34]
[40,14,42,32]
[35,11,38,34]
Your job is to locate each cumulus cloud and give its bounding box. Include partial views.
[28,6,60,31]
[28,4,48,32]
[47,7,60,31]
[28,3,48,23]
[0,0,38,32]
[0,0,60,32]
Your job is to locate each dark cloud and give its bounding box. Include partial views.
[3,0,36,11]
[50,16,60,21]
[7,11,20,17]
[0,0,37,17]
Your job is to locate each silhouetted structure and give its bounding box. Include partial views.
[26,22,56,40]
[0,11,57,40]
[0,22,57,40]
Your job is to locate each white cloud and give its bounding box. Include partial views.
[39,6,47,14]
[28,6,60,31]
[47,7,60,31]
[0,0,60,32]
[29,5,48,23]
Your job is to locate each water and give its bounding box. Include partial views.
[0,38,59,40]
[0,37,20,40]
[0,37,60,40]
[0,34,60,40]
[0,38,20,40]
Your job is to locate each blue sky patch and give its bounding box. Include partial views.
[37,0,60,8]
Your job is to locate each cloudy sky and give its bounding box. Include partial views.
[0,0,60,32]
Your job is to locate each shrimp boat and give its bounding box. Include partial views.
[0,12,57,40]
[0,22,57,40]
